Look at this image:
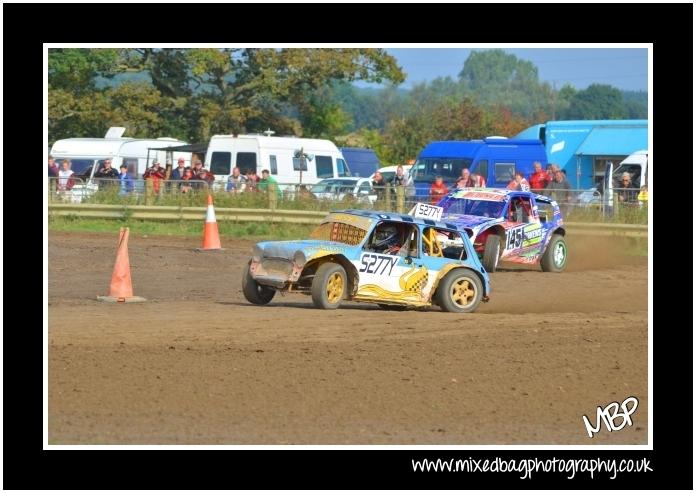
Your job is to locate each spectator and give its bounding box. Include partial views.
[470,172,486,187]
[244,169,258,192]
[259,169,282,199]
[507,171,530,191]
[143,161,166,193]
[545,163,557,183]
[57,160,75,197]
[170,157,187,181]
[118,164,134,196]
[391,165,408,188]
[48,155,59,177]
[197,169,216,189]
[529,161,549,192]
[95,159,119,190]
[637,185,648,209]
[180,168,194,193]
[616,172,637,204]
[545,170,572,204]
[429,176,449,205]
[226,166,247,193]
[455,168,474,189]
[372,170,386,202]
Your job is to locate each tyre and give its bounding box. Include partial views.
[377,303,408,311]
[540,234,568,272]
[482,234,501,273]
[435,269,483,313]
[242,262,275,305]
[311,262,347,309]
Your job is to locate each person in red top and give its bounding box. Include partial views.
[143,161,166,194]
[471,172,486,187]
[507,171,530,191]
[455,168,474,189]
[429,176,448,205]
[528,161,549,192]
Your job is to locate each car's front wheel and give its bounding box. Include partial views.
[482,234,501,272]
[242,261,276,305]
[540,234,568,272]
[435,269,483,313]
[311,262,347,309]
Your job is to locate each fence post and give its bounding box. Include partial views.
[268,183,278,211]
[395,185,405,214]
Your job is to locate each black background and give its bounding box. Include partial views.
[3,2,692,489]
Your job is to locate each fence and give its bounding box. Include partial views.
[47,203,647,238]
[47,177,648,225]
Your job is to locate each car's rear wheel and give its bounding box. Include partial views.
[541,234,568,272]
[242,262,275,305]
[311,262,346,309]
[435,269,483,313]
[482,234,501,272]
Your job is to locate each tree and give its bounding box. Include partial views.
[120,48,405,139]
[48,49,121,93]
[458,49,555,119]
[560,84,628,119]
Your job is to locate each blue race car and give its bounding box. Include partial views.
[433,188,568,273]
[243,209,491,312]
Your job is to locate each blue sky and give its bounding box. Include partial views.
[357,48,648,91]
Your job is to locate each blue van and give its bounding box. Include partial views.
[339,147,381,178]
[409,138,548,198]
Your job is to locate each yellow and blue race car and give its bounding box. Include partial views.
[243,207,491,312]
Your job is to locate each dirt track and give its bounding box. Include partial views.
[48,231,648,444]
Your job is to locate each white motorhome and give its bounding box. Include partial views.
[205,134,351,188]
[49,127,192,200]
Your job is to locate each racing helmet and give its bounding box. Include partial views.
[373,224,400,250]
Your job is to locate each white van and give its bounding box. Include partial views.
[602,150,648,206]
[50,127,192,200]
[205,134,350,189]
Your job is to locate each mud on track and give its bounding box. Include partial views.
[48,231,648,444]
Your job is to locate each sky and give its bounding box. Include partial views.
[356,48,648,92]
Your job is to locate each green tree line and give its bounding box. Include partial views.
[49,49,647,164]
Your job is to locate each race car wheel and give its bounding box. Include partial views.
[242,262,276,305]
[482,234,501,273]
[541,234,568,273]
[436,269,483,313]
[311,262,346,309]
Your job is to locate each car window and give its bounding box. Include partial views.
[422,227,467,260]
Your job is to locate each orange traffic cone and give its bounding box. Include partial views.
[97,227,146,303]
[196,194,224,251]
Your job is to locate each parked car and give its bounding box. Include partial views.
[243,208,491,312]
[309,178,377,205]
[431,188,568,273]
[370,164,413,184]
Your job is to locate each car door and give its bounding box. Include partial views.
[353,221,427,303]
[501,195,544,263]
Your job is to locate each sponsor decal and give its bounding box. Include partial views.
[455,190,506,201]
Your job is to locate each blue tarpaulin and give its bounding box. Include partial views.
[575,127,648,156]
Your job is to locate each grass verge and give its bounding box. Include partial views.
[48,216,316,241]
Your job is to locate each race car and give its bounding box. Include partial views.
[432,188,568,272]
[243,209,491,312]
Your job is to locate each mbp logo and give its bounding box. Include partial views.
[582,396,639,438]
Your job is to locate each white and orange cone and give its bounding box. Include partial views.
[196,194,223,251]
[97,227,146,303]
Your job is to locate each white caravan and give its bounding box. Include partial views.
[50,127,191,200]
[205,134,350,189]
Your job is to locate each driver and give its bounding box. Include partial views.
[372,223,403,255]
